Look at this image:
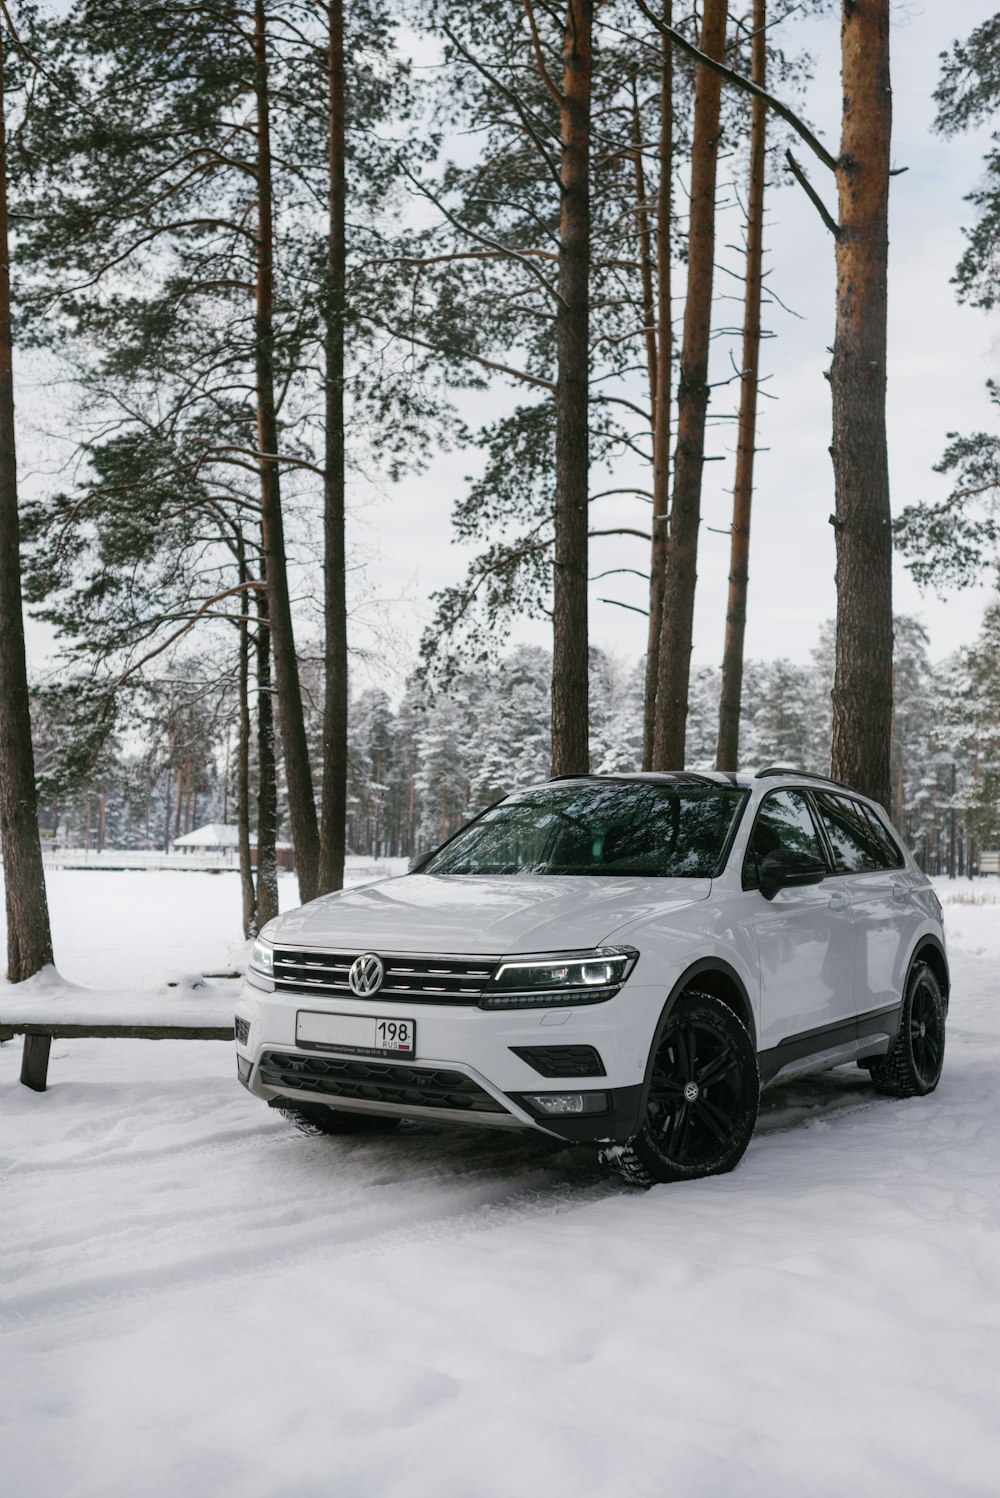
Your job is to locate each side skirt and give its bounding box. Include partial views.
[759,1003,902,1088]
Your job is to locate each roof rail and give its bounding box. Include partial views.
[754,766,857,793]
[546,770,732,789]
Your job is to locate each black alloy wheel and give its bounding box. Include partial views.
[870,961,946,1098]
[609,990,759,1186]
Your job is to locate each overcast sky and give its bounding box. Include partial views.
[19,1,1000,688]
[349,0,1000,684]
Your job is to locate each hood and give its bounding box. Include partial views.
[269,873,712,956]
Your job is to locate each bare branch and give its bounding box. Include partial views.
[111,582,265,688]
[785,149,839,238]
[633,0,838,173]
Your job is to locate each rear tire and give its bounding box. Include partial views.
[270,1100,402,1135]
[869,961,945,1098]
[608,991,759,1187]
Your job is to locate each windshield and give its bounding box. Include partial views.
[422,781,747,878]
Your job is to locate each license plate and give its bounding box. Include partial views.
[296,1011,416,1058]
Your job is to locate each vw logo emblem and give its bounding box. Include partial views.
[349,952,385,996]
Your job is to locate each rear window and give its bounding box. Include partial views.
[861,805,905,869]
[422,781,748,878]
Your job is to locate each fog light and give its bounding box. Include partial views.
[523,1091,608,1116]
[236,1055,253,1084]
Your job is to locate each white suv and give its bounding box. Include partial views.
[235,770,948,1185]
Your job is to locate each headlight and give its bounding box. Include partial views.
[248,938,274,981]
[480,947,638,1010]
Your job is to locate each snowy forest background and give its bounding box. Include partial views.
[7,0,1000,950]
[37,605,1000,874]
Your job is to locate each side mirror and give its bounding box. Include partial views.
[408,849,436,874]
[758,848,827,901]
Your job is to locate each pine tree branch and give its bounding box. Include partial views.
[522,0,565,108]
[111,582,266,688]
[400,164,564,304]
[442,23,562,193]
[364,315,556,393]
[633,0,838,173]
[785,149,839,238]
[597,596,649,616]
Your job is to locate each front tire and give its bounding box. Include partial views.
[869,961,945,1098]
[270,1100,403,1135]
[609,991,759,1186]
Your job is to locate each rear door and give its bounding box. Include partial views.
[743,789,857,1069]
[811,792,920,1035]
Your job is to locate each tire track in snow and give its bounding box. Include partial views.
[0,1158,621,1332]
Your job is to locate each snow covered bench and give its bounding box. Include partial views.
[0,969,235,1092]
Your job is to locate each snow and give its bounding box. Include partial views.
[2,874,1000,1496]
[172,822,242,848]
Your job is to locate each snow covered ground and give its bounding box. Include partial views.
[2,874,1000,1497]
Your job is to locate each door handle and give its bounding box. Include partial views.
[828,891,849,911]
[891,882,908,902]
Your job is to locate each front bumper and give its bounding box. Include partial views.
[234,977,656,1144]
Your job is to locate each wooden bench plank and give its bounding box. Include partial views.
[0,1022,234,1092]
[3,1023,233,1040]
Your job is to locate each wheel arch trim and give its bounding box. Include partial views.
[907,932,950,1003]
[651,957,758,1056]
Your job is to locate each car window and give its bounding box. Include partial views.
[861,804,905,869]
[743,790,825,888]
[422,781,747,878]
[814,792,882,873]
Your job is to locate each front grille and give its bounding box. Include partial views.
[258,1050,508,1114]
[510,1044,607,1078]
[273,948,498,1004]
[235,1016,250,1045]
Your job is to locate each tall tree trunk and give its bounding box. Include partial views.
[318,0,348,895]
[253,0,320,902]
[0,31,53,981]
[236,540,256,937]
[549,0,593,777]
[0,40,53,982]
[829,0,892,807]
[643,1,673,771]
[652,0,728,769]
[254,577,279,930]
[717,0,766,770]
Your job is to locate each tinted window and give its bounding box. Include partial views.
[861,804,905,869]
[743,790,825,887]
[814,793,882,873]
[422,782,747,878]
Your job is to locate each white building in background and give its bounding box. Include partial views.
[172,824,241,857]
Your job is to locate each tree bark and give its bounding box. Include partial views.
[317,0,348,895]
[717,0,766,770]
[652,0,728,769]
[549,0,593,777]
[829,0,893,807]
[254,575,279,930]
[253,0,320,901]
[643,2,673,770]
[0,31,53,982]
[236,538,256,938]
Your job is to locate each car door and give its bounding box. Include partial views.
[811,792,921,1033]
[743,788,858,1074]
